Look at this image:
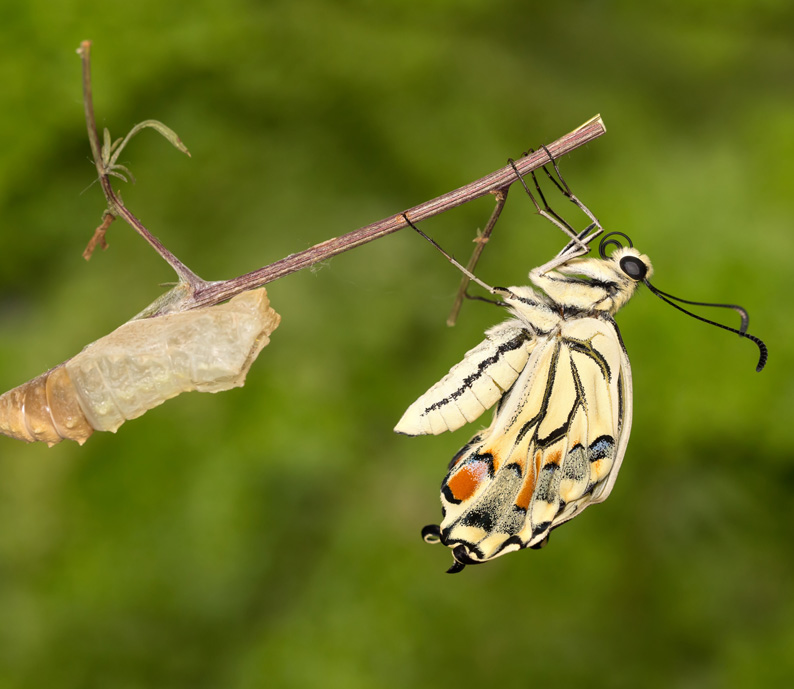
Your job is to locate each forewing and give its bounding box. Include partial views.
[434,316,632,565]
[394,319,535,436]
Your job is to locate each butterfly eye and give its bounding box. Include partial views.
[620,256,647,281]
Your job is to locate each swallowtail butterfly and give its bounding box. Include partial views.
[396,156,767,573]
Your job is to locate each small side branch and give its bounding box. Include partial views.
[77,41,205,291]
[446,188,509,327]
[82,211,114,260]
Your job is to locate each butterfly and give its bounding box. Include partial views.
[395,154,767,573]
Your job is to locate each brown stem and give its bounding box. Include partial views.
[82,211,114,260]
[77,41,205,290]
[189,115,606,310]
[445,187,509,327]
[77,42,606,316]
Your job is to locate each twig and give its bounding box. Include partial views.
[188,116,606,310]
[82,211,114,260]
[445,188,508,327]
[77,41,205,291]
[77,41,606,315]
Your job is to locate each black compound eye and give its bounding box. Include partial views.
[620,256,647,281]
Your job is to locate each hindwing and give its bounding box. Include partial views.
[435,315,632,565]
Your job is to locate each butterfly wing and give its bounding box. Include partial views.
[394,319,536,436]
[435,315,632,567]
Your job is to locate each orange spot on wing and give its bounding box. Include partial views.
[591,457,612,482]
[515,473,536,510]
[545,449,562,466]
[446,460,490,502]
[518,447,561,511]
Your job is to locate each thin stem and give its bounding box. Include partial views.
[446,188,509,327]
[188,115,607,310]
[77,41,205,290]
[78,43,606,316]
[77,42,102,179]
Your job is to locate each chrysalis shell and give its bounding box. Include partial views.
[0,288,280,446]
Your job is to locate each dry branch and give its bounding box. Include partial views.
[77,42,606,315]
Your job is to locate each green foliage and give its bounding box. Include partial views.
[0,2,792,687]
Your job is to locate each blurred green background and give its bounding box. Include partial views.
[0,1,792,687]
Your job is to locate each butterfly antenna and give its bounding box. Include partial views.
[645,285,750,333]
[644,280,768,372]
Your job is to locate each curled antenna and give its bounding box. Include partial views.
[599,232,633,258]
[644,281,768,372]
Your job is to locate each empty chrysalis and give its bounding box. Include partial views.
[0,288,280,446]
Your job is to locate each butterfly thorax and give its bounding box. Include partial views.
[526,247,653,316]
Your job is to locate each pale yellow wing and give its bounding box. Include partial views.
[434,315,631,566]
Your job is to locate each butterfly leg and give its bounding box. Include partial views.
[528,228,601,277]
[515,145,607,265]
[513,146,613,277]
[402,214,513,299]
[537,145,603,233]
[508,156,592,256]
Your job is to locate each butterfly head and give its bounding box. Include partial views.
[597,232,653,281]
[537,233,653,315]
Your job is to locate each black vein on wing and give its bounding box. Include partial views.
[535,349,588,448]
[565,336,611,383]
[420,331,531,414]
[513,333,613,456]
[516,340,562,444]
